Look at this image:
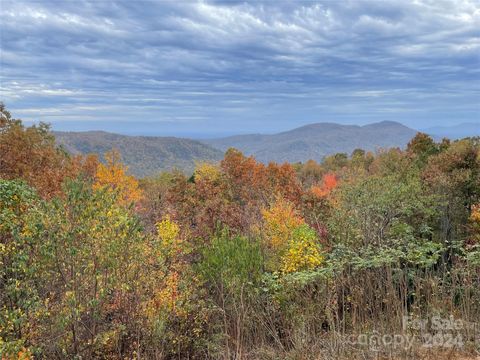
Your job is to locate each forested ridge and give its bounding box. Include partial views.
[54,131,223,177]
[1,104,479,359]
[54,121,418,176]
[203,120,417,164]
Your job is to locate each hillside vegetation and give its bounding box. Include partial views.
[55,121,419,176]
[1,105,480,359]
[55,131,223,177]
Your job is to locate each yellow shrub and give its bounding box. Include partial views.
[281,225,324,273]
[262,197,304,249]
[262,198,323,273]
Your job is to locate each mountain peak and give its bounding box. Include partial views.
[204,121,417,163]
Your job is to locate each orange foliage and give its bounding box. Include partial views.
[221,148,303,204]
[0,110,75,198]
[311,173,338,198]
[71,153,100,180]
[470,204,480,243]
[0,105,103,199]
[471,204,480,223]
[93,150,142,205]
[221,148,268,199]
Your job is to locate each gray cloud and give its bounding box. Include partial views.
[0,0,479,135]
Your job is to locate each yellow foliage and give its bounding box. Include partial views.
[281,226,324,273]
[262,197,323,273]
[156,215,181,254]
[194,162,222,183]
[159,272,180,312]
[142,271,181,315]
[471,204,480,223]
[262,197,304,249]
[142,216,190,330]
[93,150,142,206]
[470,204,480,242]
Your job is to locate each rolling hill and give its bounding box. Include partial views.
[54,121,419,176]
[54,131,223,177]
[203,121,418,163]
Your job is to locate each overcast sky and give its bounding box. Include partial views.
[1,0,479,136]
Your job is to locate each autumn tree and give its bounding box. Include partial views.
[140,215,208,355]
[350,148,374,172]
[407,132,438,162]
[138,171,182,231]
[423,139,480,250]
[221,148,302,205]
[71,153,100,181]
[216,149,304,237]
[469,204,480,244]
[93,149,142,206]
[296,159,324,188]
[310,172,337,198]
[322,152,348,171]
[0,103,75,198]
[262,197,323,273]
[304,172,338,240]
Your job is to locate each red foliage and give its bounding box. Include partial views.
[311,172,338,198]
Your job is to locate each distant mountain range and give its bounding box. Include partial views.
[423,122,479,140]
[203,121,417,163]
[54,131,223,177]
[55,121,478,177]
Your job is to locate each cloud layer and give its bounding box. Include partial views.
[1,0,479,135]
